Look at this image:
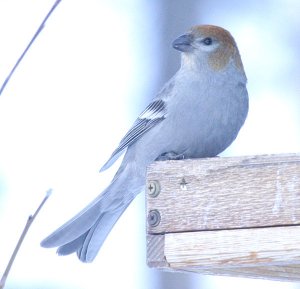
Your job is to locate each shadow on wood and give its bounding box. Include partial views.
[146,153,300,281]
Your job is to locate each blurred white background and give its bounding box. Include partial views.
[0,1,299,288]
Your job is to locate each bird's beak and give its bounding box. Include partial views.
[172,33,193,52]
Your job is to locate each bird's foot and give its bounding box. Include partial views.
[155,151,185,161]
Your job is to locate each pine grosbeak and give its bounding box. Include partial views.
[41,25,248,262]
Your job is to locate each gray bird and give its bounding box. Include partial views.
[41,25,248,262]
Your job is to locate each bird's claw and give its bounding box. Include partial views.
[155,151,185,161]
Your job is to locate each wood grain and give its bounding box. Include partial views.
[147,225,300,281]
[164,226,300,268]
[146,154,300,281]
[146,153,300,234]
[182,265,300,281]
[147,234,168,268]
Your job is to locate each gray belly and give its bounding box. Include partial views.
[128,85,248,167]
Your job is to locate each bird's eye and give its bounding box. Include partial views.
[202,37,213,45]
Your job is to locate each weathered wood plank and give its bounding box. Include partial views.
[147,226,300,281]
[146,153,300,234]
[147,234,168,268]
[146,154,300,281]
[164,226,300,268]
[182,265,300,282]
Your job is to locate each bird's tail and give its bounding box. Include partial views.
[41,164,144,262]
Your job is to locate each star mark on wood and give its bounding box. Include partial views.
[180,178,188,190]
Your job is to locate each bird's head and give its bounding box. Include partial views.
[172,25,244,73]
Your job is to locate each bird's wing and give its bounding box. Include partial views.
[100,99,167,172]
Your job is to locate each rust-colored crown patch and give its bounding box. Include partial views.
[190,25,244,72]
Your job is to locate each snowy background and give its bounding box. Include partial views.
[0,1,299,288]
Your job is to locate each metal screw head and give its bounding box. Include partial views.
[147,180,160,197]
[148,210,161,227]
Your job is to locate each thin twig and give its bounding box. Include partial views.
[0,189,52,289]
[0,0,62,96]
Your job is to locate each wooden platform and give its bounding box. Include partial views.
[146,153,300,281]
